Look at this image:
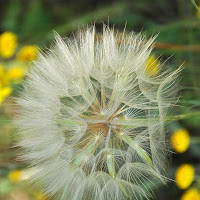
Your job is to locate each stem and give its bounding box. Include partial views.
[61,176,73,200]
[73,137,98,166]
[58,111,200,128]
[114,130,152,167]
[190,137,200,144]
[117,111,200,127]
[191,0,200,13]
[166,111,200,121]
[107,153,116,178]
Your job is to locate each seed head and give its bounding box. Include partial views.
[16,26,181,199]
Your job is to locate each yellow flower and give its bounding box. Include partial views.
[0,64,26,87]
[8,170,22,183]
[145,55,160,76]
[17,45,38,61]
[175,164,195,189]
[7,66,25,81]
[171,129,190,153]
[0,32,17,58]
[0,86,12,104]
[181,188,200,200]
[8,169,36,183]
[0,64,26,105]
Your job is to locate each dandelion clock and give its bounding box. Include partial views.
[16,26,181,200]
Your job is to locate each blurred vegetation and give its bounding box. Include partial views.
[0,0,200,199]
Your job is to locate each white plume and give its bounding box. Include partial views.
[16,26,181,200]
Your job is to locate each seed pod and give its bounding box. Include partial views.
[16,26,181,200]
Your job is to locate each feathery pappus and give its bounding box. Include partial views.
[16,26,181,200]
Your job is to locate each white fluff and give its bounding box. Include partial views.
[16,26,181,200]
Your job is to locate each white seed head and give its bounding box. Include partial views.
[16,26,181,200]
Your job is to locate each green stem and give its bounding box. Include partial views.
[58,111,200,129]
[191,0,200,13]
[190,137,200,144]
[107,153,116,178]
[118,182,129,198]
[106,140,117,178]
[73,137,98,167]
[116,133,152,167]
[61,138,98,200]
[61,176,73,200]
[165,111,200,121]
[117,111,200,127]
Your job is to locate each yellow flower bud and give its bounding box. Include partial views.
[17,45,38,61]
[7,66,25,81]
[0,86,12,104]
[181,188,200,200]
[175,164,195,189]
[171,129,190,153]
[8,170,22,183]
[0,32,17,58]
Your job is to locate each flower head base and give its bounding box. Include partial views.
[16,26,181,199]
[175,164,195,189]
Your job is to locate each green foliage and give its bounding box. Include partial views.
[20,0,52,40]
[0,0,200,199]
[2,0,22,33]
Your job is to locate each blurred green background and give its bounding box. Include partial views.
[0,0,200,199]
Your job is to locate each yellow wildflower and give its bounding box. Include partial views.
[181,188,200,200]
[171,129,190,153]
[7,66,25,81]
[175,164,195,189]
[0,64,26,106]
[0,86,12,104]
[8,169,36,183]
[0,64,26,87]
[8,170,22,183]
[17,45,38,61]
[0,32,17,58]
[145,55,160,76]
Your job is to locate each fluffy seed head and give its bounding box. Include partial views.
[16,26,181,200]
